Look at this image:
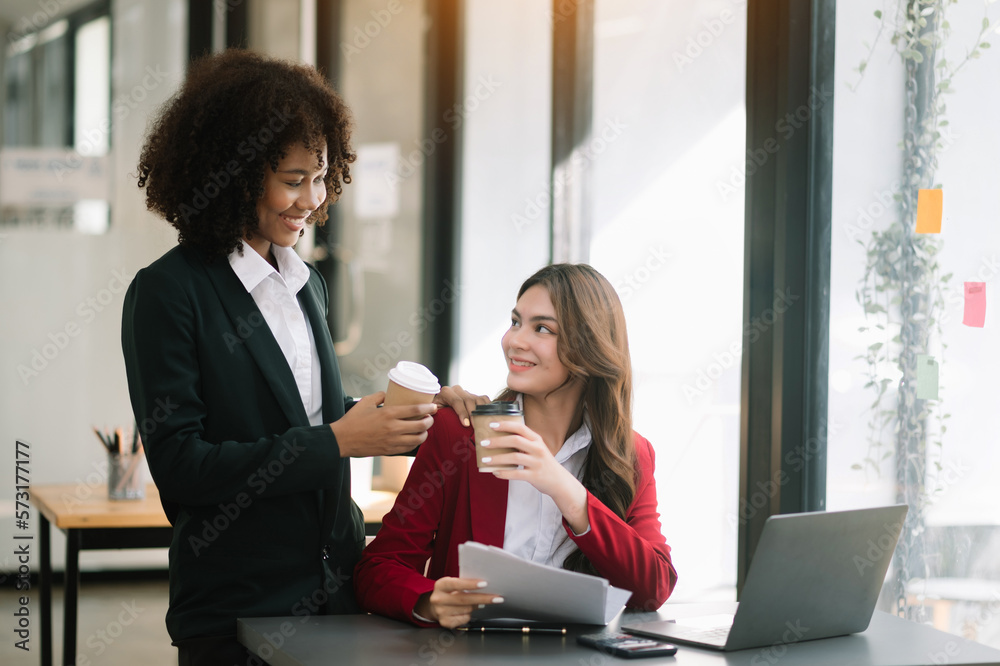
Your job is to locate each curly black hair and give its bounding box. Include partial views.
[137,49,355,257]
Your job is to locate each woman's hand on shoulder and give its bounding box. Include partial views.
[433,385,490,427]
[414,577,503,629]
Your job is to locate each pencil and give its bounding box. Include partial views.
[93,427,113,453]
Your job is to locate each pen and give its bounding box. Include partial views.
[458,626,567,635]
[114,427,123,455]
[131,425,139,454]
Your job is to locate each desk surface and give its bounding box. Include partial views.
[30,483,170,529]
[30,483,395,529]
[355,490,397,525]
[238,602,1000,666]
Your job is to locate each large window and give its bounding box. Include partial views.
[1,3,111,233]
[829,0,1000,647]
[591,0,746,600]
[447,0,745,599]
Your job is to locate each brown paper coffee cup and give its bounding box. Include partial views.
[384,379,436,408]
[383,361,440,410]
[471,403,524,472]
[374,362,441,492]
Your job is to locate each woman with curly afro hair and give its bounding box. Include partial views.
[122,49,478,665]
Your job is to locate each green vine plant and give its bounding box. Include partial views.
[848,1,993,94]
[848,0,992,621]
[853,227,951,492]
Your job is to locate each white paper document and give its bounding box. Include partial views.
[458,541,632,625]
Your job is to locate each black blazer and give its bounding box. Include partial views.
[121,244,364,641]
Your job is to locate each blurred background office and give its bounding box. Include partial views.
[1,0,998,663]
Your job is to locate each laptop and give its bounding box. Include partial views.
[622,504,908,651]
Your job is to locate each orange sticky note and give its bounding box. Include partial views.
[963,282,986,328]
[915,189,942,234]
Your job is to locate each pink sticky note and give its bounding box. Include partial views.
[963,282,986,328]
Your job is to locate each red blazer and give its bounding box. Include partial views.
[354,408,677,625]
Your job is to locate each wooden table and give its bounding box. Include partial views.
[356,490,399,535]
[30,483,397,665]
[30,483,172,666]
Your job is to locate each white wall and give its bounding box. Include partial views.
[0,0,186,572]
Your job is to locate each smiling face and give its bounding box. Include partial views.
[247,141,328,262]
[501,284,576,398]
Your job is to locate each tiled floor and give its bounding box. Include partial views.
[0,580,175,666]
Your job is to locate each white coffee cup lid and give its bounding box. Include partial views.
[388,361,441,395]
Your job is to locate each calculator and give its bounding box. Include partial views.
[577,632,679,659]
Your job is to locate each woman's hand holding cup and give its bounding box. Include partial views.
[331,393,436,458]
[485,420,590,534]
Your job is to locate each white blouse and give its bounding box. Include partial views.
[228,245,323,426]
[502,394,593,568]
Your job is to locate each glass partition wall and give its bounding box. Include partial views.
[828,0,1000,647]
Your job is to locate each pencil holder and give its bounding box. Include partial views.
[108,451,145,500]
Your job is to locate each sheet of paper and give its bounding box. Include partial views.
[915,188,942,234]
[458,541,631,625]
[963,282,986,328]
[916,355,939,400]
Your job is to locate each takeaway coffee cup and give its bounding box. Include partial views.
[375,361,441,492]
[384,361,441,411]
[471,402,524,472]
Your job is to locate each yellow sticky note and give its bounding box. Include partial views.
[915,189,943,234]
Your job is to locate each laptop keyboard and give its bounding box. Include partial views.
[664,625,731,645]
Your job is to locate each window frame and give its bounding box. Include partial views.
[738,0,836,593]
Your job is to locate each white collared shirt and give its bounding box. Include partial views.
[503,394,593,568]
[228,244,323,426]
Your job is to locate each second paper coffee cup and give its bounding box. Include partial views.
[471,402,524,472]
[384,361,441,410]
[375,361,441,492]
